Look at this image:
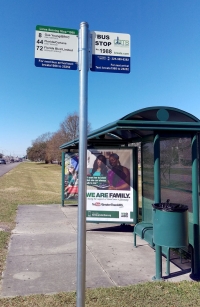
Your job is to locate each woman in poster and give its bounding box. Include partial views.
[90,154,108,177]
[108,153,130,190]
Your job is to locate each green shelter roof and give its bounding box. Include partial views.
[60,106,200,150]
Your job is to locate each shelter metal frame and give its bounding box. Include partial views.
[60,106,200,279]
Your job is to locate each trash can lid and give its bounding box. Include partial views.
[152,200,188,212]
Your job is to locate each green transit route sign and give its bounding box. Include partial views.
[35,25,78,70]
[36,25,78,35]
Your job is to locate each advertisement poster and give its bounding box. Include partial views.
[64,153,79,200]
[86,149,133,223]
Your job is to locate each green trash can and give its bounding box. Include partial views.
[152,201,188,248]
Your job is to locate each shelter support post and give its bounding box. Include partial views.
[133,147,139,224]
[61,151,65,207]
[152,134,163,280]
[141,143,144,219]
[191,133,200,278]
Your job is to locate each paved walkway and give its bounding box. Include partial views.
[1,204,191,297]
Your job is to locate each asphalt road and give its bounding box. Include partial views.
[0,162,21,177]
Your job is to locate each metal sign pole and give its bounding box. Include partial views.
[77,21,89,307]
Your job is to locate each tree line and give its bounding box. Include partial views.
[27,112,91,163]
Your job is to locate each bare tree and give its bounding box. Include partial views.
[60,112,91,141]
[33,132,53,144]
[26,113,92,163]
[46,130,67,163]
[27,132,53,163]
[60,112,79,140]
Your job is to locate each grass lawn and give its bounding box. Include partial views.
[0,162,200,307]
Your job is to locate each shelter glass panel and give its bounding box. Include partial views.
[160,137,192,212]
[142,141,154,222]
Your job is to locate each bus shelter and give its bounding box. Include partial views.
[60,106,200,279]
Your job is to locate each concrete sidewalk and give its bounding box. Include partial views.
[1,204,191,297]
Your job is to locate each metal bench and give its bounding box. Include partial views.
[133,222,170,276]
[134,222,154,247]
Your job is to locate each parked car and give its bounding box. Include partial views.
[0,159,6,164]
[10,159,14,163]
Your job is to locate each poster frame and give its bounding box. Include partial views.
[86,147,136,224]
[62,147,138,224]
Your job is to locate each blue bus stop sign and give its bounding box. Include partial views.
[91,31,131,73]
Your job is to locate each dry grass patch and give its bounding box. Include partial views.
[1,282,200,306]
[0,162,61,212]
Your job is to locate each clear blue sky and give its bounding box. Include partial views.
[1,0,200,157]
